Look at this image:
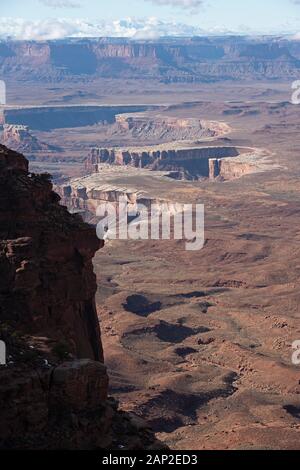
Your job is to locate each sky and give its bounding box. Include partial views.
[1,0,300,40]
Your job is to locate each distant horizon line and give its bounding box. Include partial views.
[0,33,299,41]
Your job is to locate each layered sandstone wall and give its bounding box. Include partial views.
[112,114,227,142]
[55,179,166,224]
[86,145,240,180]
[209,157,257,180]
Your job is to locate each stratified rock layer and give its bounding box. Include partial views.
[1,38,300,81]
[86,145,253,180]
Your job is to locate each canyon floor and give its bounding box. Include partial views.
[3,79,300,449]
[93,82,300,450]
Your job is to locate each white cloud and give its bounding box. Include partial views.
[39,0,82,7]
[0,17,206,40]
[145,0,204,13]
[1,18,88,40]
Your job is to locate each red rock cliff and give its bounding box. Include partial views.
[0,144,103,361]
[0,145,162,450]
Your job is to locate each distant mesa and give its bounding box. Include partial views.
[86,144,257,181]
[2,105,152,131]
[108,114,227,142]
[0,38,300,81]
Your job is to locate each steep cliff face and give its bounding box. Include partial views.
[209,157,257,180]
[0,145,162,450]
[3,106,149,131]
[0,144,103,361]
[86,145,241,180]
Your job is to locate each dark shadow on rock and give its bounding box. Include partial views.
[123,294,162,317]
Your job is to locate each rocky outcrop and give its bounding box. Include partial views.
[209,157,256,180]
[0,144,28,172]
[1,124,59,154]
[0,145,102,361]
[0,145,163,450]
